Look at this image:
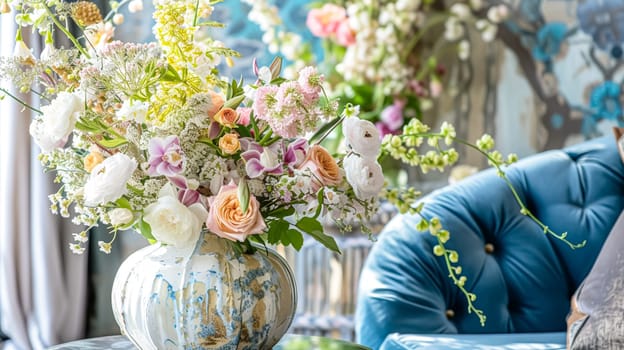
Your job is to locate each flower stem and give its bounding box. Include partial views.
[453,138,586,249]
[42,2,90,58]
[103,0,133,21]
[417,213,487,327]
[0,88,42,114]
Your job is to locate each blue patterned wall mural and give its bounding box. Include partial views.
[491,0,624,151]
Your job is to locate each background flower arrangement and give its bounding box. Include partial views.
[0,0,584,328]
[245,0,510,145]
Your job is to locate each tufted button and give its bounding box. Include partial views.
[484,243,495,254]
[445,309,455,319]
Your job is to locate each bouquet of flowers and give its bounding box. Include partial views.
[0,0,582,328]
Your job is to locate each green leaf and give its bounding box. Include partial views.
[296,217,340,253]
[309,116,342,145]
[269,56,283,80]
[238,178,250,214]
[223,95,245,109]
[268,206,296,218]
[313,188,324,219]
[235,125,252,138]
[287,229,304,251]
[280,230,291,246]
[249,234,267,247]
[161,64,182,82]
[98,137,128,148]
[197,137,221,152]
[138,218,156,243]
[115,197,132,210]
[75,119,102,132]
[250,111,260,139]
[267,219,290,245]
[270,77,287,85]
[226,82,234,100]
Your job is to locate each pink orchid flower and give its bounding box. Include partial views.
[240,139,284,178]
[168,175,201,206]
[147,135,185,177]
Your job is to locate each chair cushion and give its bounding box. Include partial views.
[356,136,624,349]
[380,333,566,350]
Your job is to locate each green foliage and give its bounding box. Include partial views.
[137,218,156,243]
[98,137,128,148]
[296,217,340,253]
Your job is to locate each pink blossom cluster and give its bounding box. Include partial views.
[306,4,355,47]
[253,67,325,138]
[377,99,406,138]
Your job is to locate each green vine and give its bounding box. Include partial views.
[381,119,586,325]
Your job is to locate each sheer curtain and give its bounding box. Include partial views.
[0,15,88,350]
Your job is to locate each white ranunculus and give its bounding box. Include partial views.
[116,99,148,122]
[342,117,381,159]
[109,208,134,226]
[143,183,208,248]
[343,155,385,200]
[83,153,137,206]
[29,92,84,152]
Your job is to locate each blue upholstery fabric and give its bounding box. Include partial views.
[355,136,624,349]
[379,333,566,350]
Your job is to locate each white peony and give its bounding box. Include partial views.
[143,184,208,248]
[116,99,148,122]
[29,92,84,152]
[342,117,381,159]
[343,155,385,200]
[83,153,137,206]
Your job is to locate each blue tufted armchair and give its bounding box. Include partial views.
[355,136,624,349]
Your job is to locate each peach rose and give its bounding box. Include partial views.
[206,90,225,117]
[219,133,241,155]
[206,182,266,242]
[213,107,238,127]
[84,151,105,173]
[306,4,346,38]
[297,145,342,190]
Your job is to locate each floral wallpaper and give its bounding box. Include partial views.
[481,0,624,154]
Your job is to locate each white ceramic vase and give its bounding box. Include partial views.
[111,232,297,349]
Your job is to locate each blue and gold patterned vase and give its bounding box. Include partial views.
[111,232,297,349]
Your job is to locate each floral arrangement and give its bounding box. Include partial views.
[246,0,509,140]
[0,0,584,326]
